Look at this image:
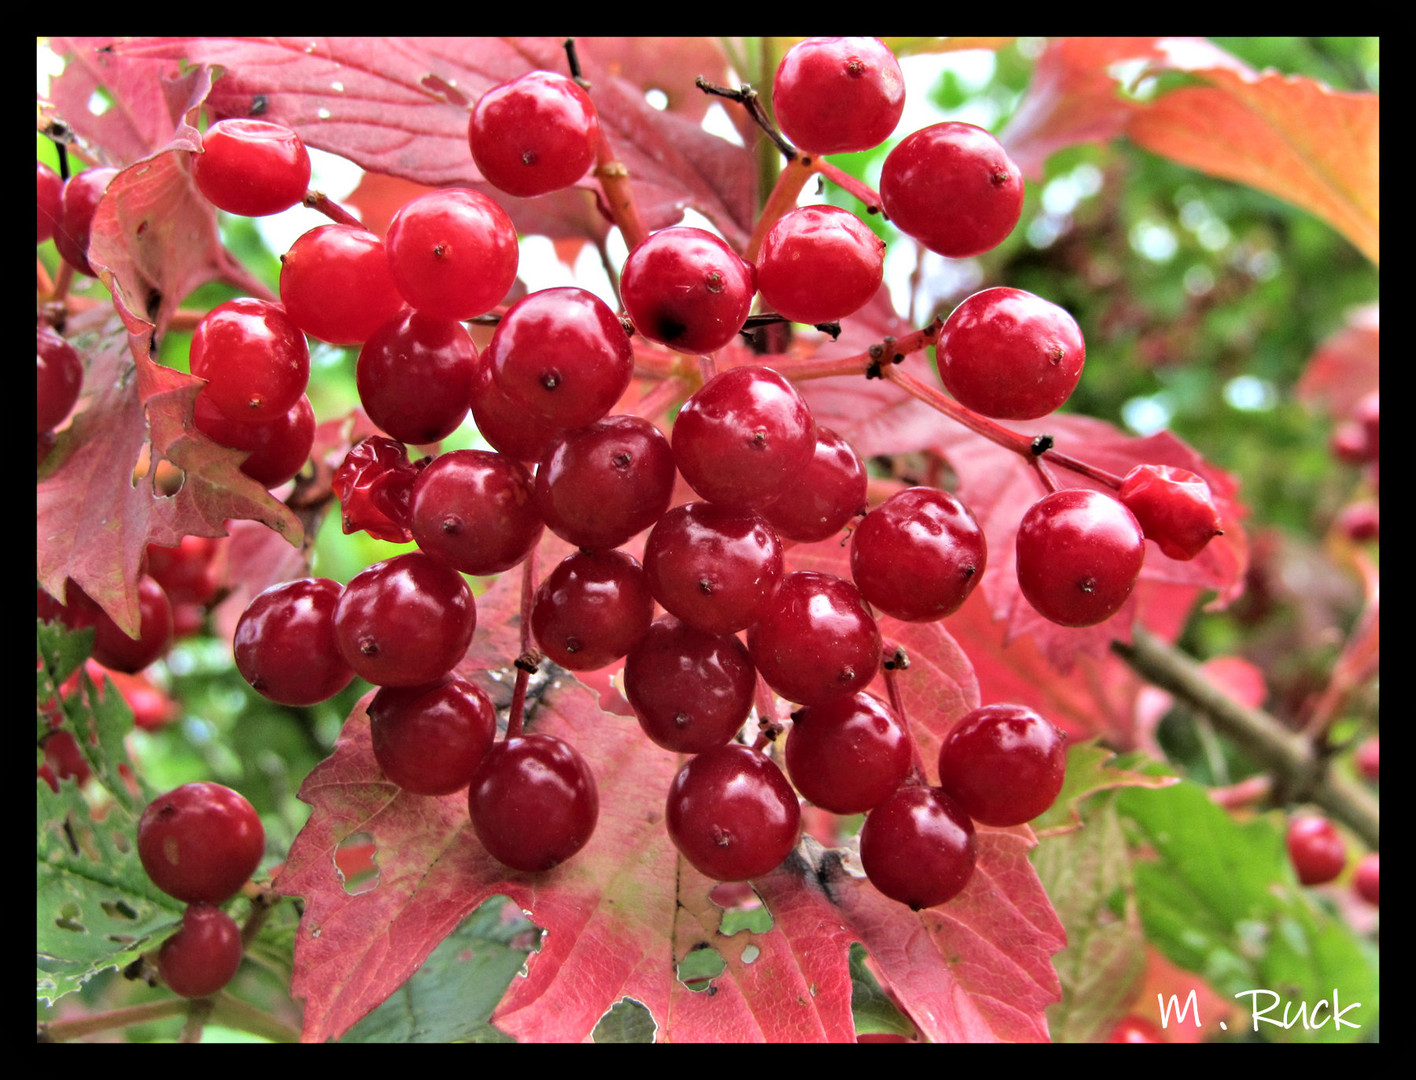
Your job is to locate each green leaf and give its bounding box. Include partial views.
[1117,779,1378,1042]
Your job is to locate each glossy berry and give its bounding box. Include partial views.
[484,287,633,430]
[469,70,600,198]
[157,904,245,999]
[194,389,315,488]
[534,415,676,551]
[531,549,654,671]
[37,323,84,434]
[194,119,311,217]
[189,298,310,426]
[936,287,1085,421]
[53,167,119,277]
[747,571,881,707]
[672,365,817,511]
[385,188,519,320]
[665,743,801,882]
[643,502,784,635]
[409,449,542,575]
[90,575,174,674]
[859,783,976,910]
[234,578,355,706]
[468,354,566,463]
[771,37,905,155]
[879,122,1024,258]
[369,677,497,796]
[1015,489,1146,628]
[850,486,987,622]
[785,691,912,815]
[333,552,476,687]
[756,204,886,325]
[760,426,868,543]
[357,311,477,446]
[1118,464,1223,561]
[620,227,755,355]
[623,615,757,754]
[1286,815,1346,886]
[279,224,406,345]
[468,733,598,873]
[137,782,265,904]
[936,704,1066,826]
[37,160,64,244]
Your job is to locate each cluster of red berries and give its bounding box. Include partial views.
[136,781,265,998]
[38,37,1231,912]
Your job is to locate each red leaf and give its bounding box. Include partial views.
[1295,302,1379,420]
[37,313,300,636]
[999,37,1251,180]
[114,37,757,249]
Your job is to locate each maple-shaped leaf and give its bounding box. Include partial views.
[37,311,300,637]
[114,37,758,249]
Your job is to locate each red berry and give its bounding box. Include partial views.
[194,389,315,488]
[936,704,1066,826]
[53,167,119,277]
[771,37,905,155]
[37,323,84,435]
[531,549,654,671]
[189,298,310,426]
[469,70,600,198]
[936,287,1085,421]
[785,691,912,815]
[332,436,429,544]
[1286,815,1346,886]
[755,204,886,325]
[533,415,676,552]
[194,119,311,217]
[157,904,245,999]
[759,425,867,543]
[620,227,755,355]
[484,287,633,430]
[672,365,817,511]
[333,552,476,687]
[37,160,64,244]
[1015,489,1146,627]
[468,734,599,873]
[1118,464,1223,561]
[643,502,784,636]
[279,224,406,345]
[849,486,987,622]
[90,576,175,674]
[409,449,543,576]
[623,616,757,755]
[137,782,265,904]
[747,571,881,707]
[369,677,497,796]
[859,783,976,909]
[233,578,356,706]
[665,743,801,882]
[356,311,477,446]
[385,188,519,320]
[880,122,1023,258]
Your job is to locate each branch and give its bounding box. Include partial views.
[1111,625,1379,850]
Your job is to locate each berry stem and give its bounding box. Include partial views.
[507,547,541,740]
[879,639,929,785]
[303,191,362,228]
[744,155,817,263]
[813,158,883,217]
[593,138,648,252]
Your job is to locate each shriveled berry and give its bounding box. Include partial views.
[1118,464,1223,561]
